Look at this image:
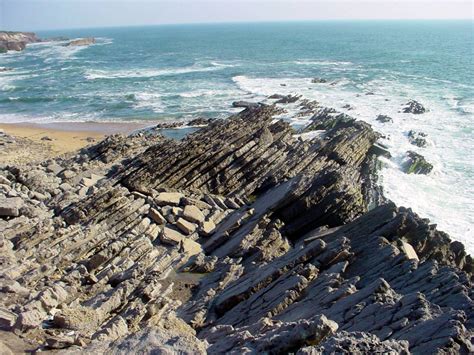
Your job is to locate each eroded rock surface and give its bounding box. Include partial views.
[0,105,472,353]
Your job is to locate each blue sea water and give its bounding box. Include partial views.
[0,21,473,251]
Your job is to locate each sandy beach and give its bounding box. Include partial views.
[0,121,152,165]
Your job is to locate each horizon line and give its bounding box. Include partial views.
[5,18,473,33]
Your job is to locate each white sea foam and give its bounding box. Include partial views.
[85,63,227,80]
[293,60,353,66]
[231,74,474,253]
[133,92,164,113]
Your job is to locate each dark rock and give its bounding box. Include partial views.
[232,101,261,109]
[402,151,433,174]
[376,114,393,123]
[402,100,427,114]
[408,130,428,147]
[311,78,327,84]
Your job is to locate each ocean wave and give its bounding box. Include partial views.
[132,92,164,113]
[85,63,227,80]
[293,60,353,66]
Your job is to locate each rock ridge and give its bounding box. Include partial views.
[0,104,472,353]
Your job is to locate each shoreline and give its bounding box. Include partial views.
[0,121,153,165]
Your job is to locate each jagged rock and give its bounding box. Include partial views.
[275,94,301,104]
[301,331,410,354]
[376,114,393,123]
[402,100,426,114]
[311,78,327,83]
[0,103,471,354]
[402,151,433,174]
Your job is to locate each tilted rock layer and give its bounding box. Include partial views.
[0,105,472,353]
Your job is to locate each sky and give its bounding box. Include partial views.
[1,0,472,31]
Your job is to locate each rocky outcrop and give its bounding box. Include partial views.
[0,104,471,353]
[311,77,327,83]
[0,31,40,53]
[66,38,96,47]
[402,151,433,174]
[402,100,427,114]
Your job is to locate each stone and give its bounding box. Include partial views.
[149,208,167,225]
[400,241,419,261]
[182,205,205,224]
[0,197,23,217]
[0,307,17,330]
[160,227,186,245]
[155,192,184,206]
[176,218,197,235]
[232,101,261,109]
[16,309,46,330]
[54,307,101,332]
[200,220,216,236]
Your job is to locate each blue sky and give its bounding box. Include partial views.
[1,0,472,31]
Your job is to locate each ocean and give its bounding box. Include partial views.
[0,20,473,252]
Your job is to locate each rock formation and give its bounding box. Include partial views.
[402,151,433,175]
[0,31,40,53]
[402,100,427,114]
[66,38,96,47]
[0,104,472,353]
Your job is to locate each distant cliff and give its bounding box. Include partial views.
[0,31,41,53]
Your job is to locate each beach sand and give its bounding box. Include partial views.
[0,121,152,165]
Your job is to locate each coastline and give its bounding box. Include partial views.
[0,121,153,165]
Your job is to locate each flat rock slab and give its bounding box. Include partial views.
[155,192,184,206]
[182,205,205,224]
[176,218,197,235]
[160,227,186,246]
[0,197,23,217]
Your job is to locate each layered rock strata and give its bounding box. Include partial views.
[0,104,472,353]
